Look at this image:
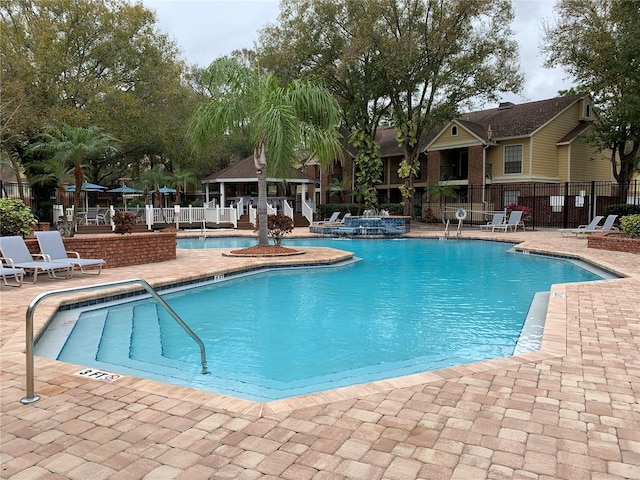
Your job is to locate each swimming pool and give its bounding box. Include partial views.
[37,238,605,401]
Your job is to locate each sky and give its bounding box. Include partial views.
[142,0,574,106]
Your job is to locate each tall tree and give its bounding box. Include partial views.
[376,0,522,216]
[258,0,522,216]
[189,57,342,246]
[542,0,640,187]
[0,0,192,187]
[30,124,120,235]
[258,0,391,206]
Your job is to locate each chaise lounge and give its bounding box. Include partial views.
[479,212,505,231]
[0,236,73,284]
[36,230,105,275]
[558,215,603,237]
[492,210,523,232]
[0,265,25,287]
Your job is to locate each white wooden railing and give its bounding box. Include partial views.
[302,198,314,224]
[235,197,244,220]
[283,200,293,219]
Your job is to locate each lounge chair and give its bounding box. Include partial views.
[36,230,105,275]
[0,236,73,283]
[314,211,341,225]
[0,265,25,287]
[492,210,523,232]
[561,215,618,237]
[479,212,505,231]
[558,215,603,237]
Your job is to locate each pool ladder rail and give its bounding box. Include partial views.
[21,278,208,405]
[443,219,463,239]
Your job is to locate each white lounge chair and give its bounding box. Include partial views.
[36,230,105,275]
[492,210,523,232]
[0,236,73,284]
[561,214,618,237]
[314,211,341,225]
[558,215,603,237]
[0,265,25,287]
[479,212,504,231]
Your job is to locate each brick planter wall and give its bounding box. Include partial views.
[587,232,640,254]
[25,232,176,268]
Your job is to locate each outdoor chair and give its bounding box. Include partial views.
[558,216,603,237]
[492,210,523,232]
[0,236,73,284]
[315,211,341,225]
[0,265,25,287]
[36,231,105,275]
[479,212,505,231]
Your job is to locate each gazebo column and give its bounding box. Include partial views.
[220,182,226,208]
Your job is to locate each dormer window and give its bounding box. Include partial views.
[451,125,458,136]
[585,103,591,118]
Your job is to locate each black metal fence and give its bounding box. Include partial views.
[428,180,640,229]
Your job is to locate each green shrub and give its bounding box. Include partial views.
[620,214,640,238]
[0,198,37,237]
[604,203,640,217]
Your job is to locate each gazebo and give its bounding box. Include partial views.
[200,155,319,214]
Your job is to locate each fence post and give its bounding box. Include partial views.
[563,182,569,228]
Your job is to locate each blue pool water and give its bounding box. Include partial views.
[40,238,604,401]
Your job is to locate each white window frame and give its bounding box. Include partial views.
[504,190,520,207]
[451,125,458,136]
[504,144,523,174]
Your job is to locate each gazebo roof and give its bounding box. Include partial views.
[201,155,316,184]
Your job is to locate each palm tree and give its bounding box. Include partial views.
[170,168,198,205]
[189,57,342,246]
[139,167,172,208]
[29,158,74,236]
[30,124,120,235]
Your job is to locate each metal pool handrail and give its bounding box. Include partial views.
[21,278,208,405]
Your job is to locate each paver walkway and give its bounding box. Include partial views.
[1,228,639,479]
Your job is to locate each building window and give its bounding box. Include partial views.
[585,103,591,118]
[451,125,458,136]
[504,190,520,207]
[504,144,523,174]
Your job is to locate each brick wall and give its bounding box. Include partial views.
[587,232,640,254]
[25,232,176,268]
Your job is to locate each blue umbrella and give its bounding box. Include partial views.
[64,182,107,216]
[149,186,176,208]
[148,186,176,194]
[64,182,106,192]
[107,185,144,209]
[107,185,144,194]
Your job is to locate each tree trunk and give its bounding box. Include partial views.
[256,168,269,246]
[255,140,269,246]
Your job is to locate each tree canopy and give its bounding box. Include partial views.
[0,0,205,188]
[257,0,522,216]
[542,0,640,185]
[189,57,343,245]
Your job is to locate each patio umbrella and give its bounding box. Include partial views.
[107,185,143,210]
[149,186,177,208]
[64,182,107,216]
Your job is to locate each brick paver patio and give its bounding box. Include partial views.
[1,228,639,479]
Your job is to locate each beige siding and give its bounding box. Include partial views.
[570,135,614,181]
[430,124,478,149]
[530,102,583,178]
